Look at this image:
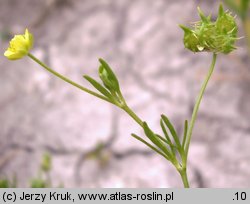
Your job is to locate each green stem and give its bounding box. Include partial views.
[28,52,145,137]
[27,53,114,104]
[122,104,144,127]
[119,85,192,189]
[179,168,190,188]
[117,90,144,127]
[184,53,217,158]
[29,52,145,134]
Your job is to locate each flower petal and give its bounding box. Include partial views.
[4,28,33,60]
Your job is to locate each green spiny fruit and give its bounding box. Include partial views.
[215,4,237,53]
[180,4,238,54]
[216,4,237,35]
[180,25,200,52]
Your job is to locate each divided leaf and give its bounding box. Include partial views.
[99,58,120,91]
[161,115,182,150]
[182,120,188,149]
[83,75,113,99]
[143,122,172,159]
[160,120,176,155]
[131,133,170,160]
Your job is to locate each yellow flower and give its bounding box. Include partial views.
[4,28,33,60]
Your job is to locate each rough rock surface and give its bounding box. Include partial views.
[0,0,250,187]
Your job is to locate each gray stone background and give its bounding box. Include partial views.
[0,0,250,187]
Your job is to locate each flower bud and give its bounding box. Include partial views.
[4,29,33,60]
